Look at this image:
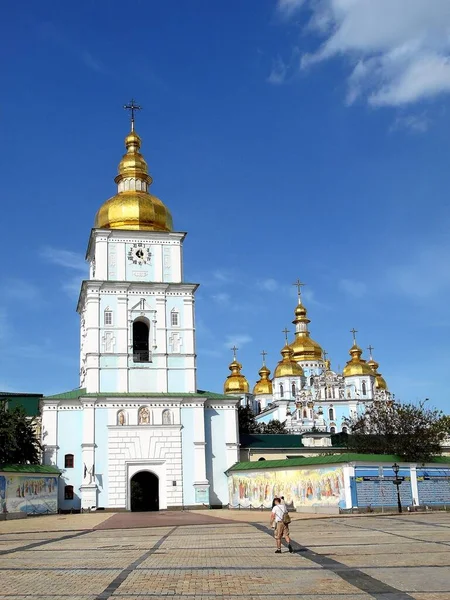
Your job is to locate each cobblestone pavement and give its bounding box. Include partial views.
[1,512,450,599]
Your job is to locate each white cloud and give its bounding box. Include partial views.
[211,292,231,306]
[279,0,450,107]
[267,56,289,84]
[223,334,253,349]
[339,278,367,299]
[390,112,430,133]
[258,278,278,292]
[41,247,87,272]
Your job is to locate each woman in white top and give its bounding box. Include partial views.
[270,497,293,553]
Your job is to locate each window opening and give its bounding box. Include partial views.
[133,320,150,362]
[64,454,74,469]
[64,485,74,500]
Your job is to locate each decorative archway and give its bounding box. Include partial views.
[130,471,159,511]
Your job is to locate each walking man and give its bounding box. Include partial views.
[270,497,293,553]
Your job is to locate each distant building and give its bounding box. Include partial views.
[223,291,391,434]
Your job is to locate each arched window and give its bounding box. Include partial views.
[292,382,296,397]
[258,457,266,461]
[117,410,126,426]
[280,383,284,398]
[329,407,334,420]
[162,409,173,425]
[104,309,113,326]
[64,454,74,469]
[362,381,367,395]
[171,309,179,327]
[303,409,307,419]
[330,427,336,434]
[133,319,149,362]
[64,485,74,500]
[309,376,314,386]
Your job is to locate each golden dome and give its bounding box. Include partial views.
[343,344,374,377]
[274,345,304,378]
[253,363,273,395]
[94,129,173,232]
[224,352,249,395]
[367,352,388,390]
[289,301,323,362]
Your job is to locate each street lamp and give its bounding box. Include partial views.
[392,462,402,514]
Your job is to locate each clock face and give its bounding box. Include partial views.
[128,243,151,265]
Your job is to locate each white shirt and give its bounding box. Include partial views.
[271,504,287,522]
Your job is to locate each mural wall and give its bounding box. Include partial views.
[0,475,58,514]
[228,466,345,509]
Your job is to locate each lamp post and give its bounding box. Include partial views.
[392,462,402,514]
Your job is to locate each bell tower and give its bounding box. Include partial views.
[77,103,198,394]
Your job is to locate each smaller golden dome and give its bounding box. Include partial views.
[375,373,387,390]
[274,345,304,378]
[367,350,388,390]
[290,301,323,362]
[253,363,273,395]
[343,344,374,377]
[224,351,249,395]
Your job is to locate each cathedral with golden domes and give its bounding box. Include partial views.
[223,286,391,434]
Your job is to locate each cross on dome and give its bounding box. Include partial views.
[231,345,238,360]
[350,328,358,345]
[282,328,290,343]
[367,344,374,359]
[123,99,142,132]
[292,278,305,300]
[261,350,267,365]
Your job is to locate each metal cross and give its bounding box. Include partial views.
[367,345,374,359]
[292,279,305,299]
[261,350,267,365]
[323,350,328,362]
[124,99,142,131]
[231,345,238,360]
[282,327,290,343]
[350,328,358,345]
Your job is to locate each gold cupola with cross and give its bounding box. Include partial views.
[274,330,304,378]
[367,346,388,390]
[289,280,323,362]
[343,329,374,377]
[253,351,273,395]
[95,100,173,232]
[224,347,250,394]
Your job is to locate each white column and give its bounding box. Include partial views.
[344,464,355,510]
[410,464,419,507]
[80,401,98,510]
[224,405,239,468]
[41,402,59,465]
[193,404,208,484]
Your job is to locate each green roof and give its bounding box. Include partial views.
[0,464,61,474]
[44,388,232,401]
[240,434,305,448]
[227,453,450,472]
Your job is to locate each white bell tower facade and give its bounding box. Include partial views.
[78,229,198,394]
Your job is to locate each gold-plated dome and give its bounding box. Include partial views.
[367,350,388,390]
[224,350,249,395]
[94,128,173,232]
[274,344,304,378]
[289,300,323,362]
[253,363,273,395]
[343,344,374,377]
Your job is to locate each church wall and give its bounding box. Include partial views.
[129,368,159,393]
[205,407,228,506]
[94,408,109,507]
[100,363,120,393]
[57,409,83,511]
[180,407,196,506]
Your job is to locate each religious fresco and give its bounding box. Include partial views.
[2,475,58,514]
[228,466,345,509]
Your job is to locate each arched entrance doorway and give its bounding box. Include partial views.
[130,471,159,511]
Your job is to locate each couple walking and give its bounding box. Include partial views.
[270,497,293,553]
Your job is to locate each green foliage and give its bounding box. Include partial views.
[0,401,41,464]
[345,401,448,462]
[238,405,287,434]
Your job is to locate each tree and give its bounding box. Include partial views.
[259,420,287,434]
[345,400,448,462]
[237,406,287,434]
[0,401,41,464]
[238,405,261,433]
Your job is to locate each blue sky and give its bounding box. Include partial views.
[2,0,450,410]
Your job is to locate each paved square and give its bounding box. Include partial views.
[1,511,450,599]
